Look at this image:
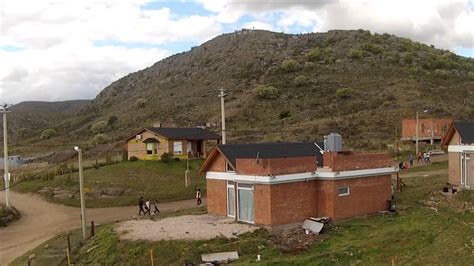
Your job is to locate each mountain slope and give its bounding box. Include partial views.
[19,30,474,149]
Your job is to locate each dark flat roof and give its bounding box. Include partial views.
[218,142,324,167]
[454,121,474,144]
[145,127,221,140]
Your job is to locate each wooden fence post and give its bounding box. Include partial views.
[150,248,154,266]
[91,221,95,237]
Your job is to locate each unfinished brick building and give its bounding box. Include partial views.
[401,118,452,144]
[198,142,398,226]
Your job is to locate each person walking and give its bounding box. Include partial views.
[153,199,160,214]
[409,155,414,168]
[196,188,202,206]
[423,152,427,163]
[417,152,422,163]
[145,199,151,215]
[426,151,431,164]
[138,196,145,215]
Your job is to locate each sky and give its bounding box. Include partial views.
[0,0,473,104]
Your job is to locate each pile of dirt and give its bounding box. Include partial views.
[271,228,322,253]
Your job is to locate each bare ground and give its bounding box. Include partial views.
[0,191,204,265]
[116,214,258,241]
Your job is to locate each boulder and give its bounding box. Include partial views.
[103,187,125,197]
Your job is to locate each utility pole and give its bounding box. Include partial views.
[1,106,10,208]
[185,155,189,187]
[218,88,227,144]
[74,146,87,240]
[415,111,419,156]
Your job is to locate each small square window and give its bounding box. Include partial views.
[338,186,350,196]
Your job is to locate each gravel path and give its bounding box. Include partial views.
[0,191,204,265]
[116,214,258,241]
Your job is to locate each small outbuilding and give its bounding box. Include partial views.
[126,127,221,160]
[198,141,398,226]
[442,121,474,190]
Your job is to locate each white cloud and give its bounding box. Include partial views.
[242,21,273,31]
[0,0,223,104]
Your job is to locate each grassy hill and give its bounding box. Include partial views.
[9,29,474,153]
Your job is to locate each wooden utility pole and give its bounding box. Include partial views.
[75,146,87,240]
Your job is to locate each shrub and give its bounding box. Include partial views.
[348,49,363,59]
[279,110,291,119]
[255,85,279,100]
[434,69,449,79]
[384,52,400,64]
[91,121,108,134]
[306,48,322,61]
[161,152,173,163]
[303,61,314,71]
[107,116,118,129]
[294,75,308,86]
[335,88,353,99]
[129,156,138,162]
[402,52,415,64]
[93,133,107,144]
[363,44,383,54]
[136,98,147,108]
[40,128,56,140]
[468,71,474,81]
[280,59,300,72]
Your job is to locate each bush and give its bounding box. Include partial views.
[280,59,300,72]
[384,51,400,64]
[363,44,383,54]
[136,98,147,108]
[335,88,353,99]
[303,61,314,71]
[434,69,450,79]
[40,128,56,140]
[294,75,308,86]
[348,49,363,59]
[161,152,173,163]
[402,52,415,64]
[91,121,108,134]
[107,116,118,129]
[279,110,291,119]
[306,48,322,61]
[256,85,279,100]
[93,133,107,144]
[468,71,474,81]
[129,156,138,162]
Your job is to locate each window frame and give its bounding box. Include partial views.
[225,161,235,173]
[173,141,183,155]
[338,186,350,196]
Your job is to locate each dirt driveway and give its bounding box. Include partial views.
[0,191,205,265]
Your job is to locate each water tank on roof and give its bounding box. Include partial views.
[324,133,342,152]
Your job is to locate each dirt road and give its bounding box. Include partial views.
[0,191,205,265]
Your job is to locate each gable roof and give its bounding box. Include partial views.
[198,142,324,175]
[442,121,474,146]
[128,127,221,141]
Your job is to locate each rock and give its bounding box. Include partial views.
[103,187,125,197]
[53,190,73,199]
[99,194,116,199]
[44,244,49,249]
[28,254,35,260]
[123,189,134,195]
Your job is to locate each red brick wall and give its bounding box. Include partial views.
[317,175,392,220]
[254,185,272,225]
[401,118,452,139]
[236,157,317,176]
[323,152,391,171]
[268,181,318,225]
[206,179,227,216]
[207,153,227,172]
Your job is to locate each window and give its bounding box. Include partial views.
[173,141,182,155]
[338,186,350,196]
[225,161,235,172]
[146,143,158,155]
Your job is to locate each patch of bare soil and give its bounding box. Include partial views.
[271,228,326,254]
[422,191,474,213]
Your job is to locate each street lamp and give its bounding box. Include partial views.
[74,146,87,240]
[415,109,429,156]
[1,105,11,208]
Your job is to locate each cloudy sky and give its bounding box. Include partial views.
[0,0,473,104]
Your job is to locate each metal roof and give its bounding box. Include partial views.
[217,142,324,167]
[145,127,221,140]
[454,121,474,144]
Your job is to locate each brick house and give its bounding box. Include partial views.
[198,142,398,226]
[441,121,474,190]
[126,127,221,160]
[401,118,452,144]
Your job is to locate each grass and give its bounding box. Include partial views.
[404,160,448,173]
[11,163,474,265]
[0,204,21,227]
[11,159,206,208]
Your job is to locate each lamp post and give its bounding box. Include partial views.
[74,146,87,240]
[1,105,11,208]
[415,109,428,156]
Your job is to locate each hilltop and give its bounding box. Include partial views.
[9,30,474,152]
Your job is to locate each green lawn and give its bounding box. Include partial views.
[11,159,206,208]
[10,163,474,265]
[403,160,448,173]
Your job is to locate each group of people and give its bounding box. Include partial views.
[399,151,432,170]
[138,197,160,215]
[138,188,203,216]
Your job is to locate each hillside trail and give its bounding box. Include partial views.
[0,191,205,265]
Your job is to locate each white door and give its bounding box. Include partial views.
[461,153,471,188]
[237,183,254,223]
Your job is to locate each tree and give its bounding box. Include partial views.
[93,133,107,144]
[40,128,57,140]
[91,121,108,134]
[107,116,118,129]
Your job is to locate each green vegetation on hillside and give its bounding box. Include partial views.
[12,159,205,208]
